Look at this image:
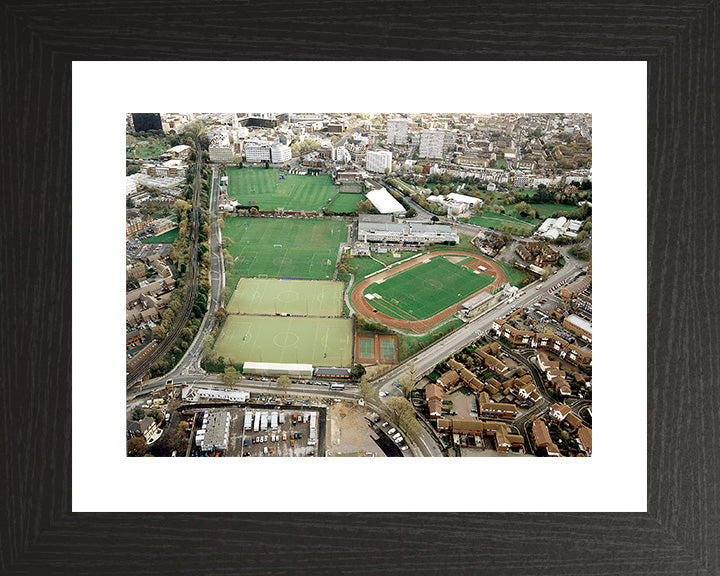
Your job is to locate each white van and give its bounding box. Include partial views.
[388,428,397,435]
[263,447,268,455]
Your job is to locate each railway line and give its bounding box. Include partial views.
[126,139,203,387]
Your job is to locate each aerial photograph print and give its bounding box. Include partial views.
[125,112,592,459]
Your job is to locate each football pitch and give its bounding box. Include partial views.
[363,256,494,321]
[327,193,365,214]
[214,315,353,367]
[227,278,344,317]
[226,168,338,212]
[223,218,348,291]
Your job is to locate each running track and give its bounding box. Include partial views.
[350,251,508,334]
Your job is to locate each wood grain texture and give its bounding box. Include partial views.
[1,0,718,574]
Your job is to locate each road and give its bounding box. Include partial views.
[370,259,584,396]
[126,138,203,386]
[166,165,224,377]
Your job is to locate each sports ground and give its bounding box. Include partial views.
[227,278,344,317]
[362,255,494,321]
[223,218,348,291]
[226,168,338,212]
[214,315,353,366]
[351,251,507,333]
[327,193,365,214]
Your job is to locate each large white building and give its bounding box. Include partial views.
[365,187,405,215]
[386,118,409,145]
[333,145,351,164]
[270,143,292,164]
[419,130,445,158]
[244,139,271,163]
[366,149,393,173]
[209,134,234,163]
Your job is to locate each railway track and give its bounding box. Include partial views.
[126,139,203,387]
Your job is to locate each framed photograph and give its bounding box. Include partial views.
[3,3,718,574]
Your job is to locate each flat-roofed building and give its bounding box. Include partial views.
[386,118,409,145]
[357,220,459,246]
[563,314,592,342]
[364,188,406,215]
[242,362,314,379]
[366,149,393,173]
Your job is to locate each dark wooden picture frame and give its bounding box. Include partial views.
[2,2,718,574]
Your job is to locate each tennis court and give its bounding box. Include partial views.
[227,278,344,317]
[357,336,375,359]
[226,168,338,212]
[214,315,353,366]
[379,337,398,361]
[363,255,494,321]
[223,218,348,290]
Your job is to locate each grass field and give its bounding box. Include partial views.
[469,212,538,234]
[142,228,179,244]
[223,218,348,290]
[363,256,494,321]
[397,319,464,361]
[327,193,365,214]
[348,251,420,286]
[495,261,527,287]
[227,278,344,317]
[214,315,353,366]
[226,168,338,212]
[528,203,580,218]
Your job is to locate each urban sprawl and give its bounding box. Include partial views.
[126,112,592,459]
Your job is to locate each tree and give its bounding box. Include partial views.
[202,336,216,362]
[350,363,366,380]
[131,407,146,421]
[398,373,415,399]
[222,366,240,386]
[148,408,164,425]
[126,197,135,208]
[277,375,291,390]
[430,215,440,222]
[127,436,148,457]
[541,265,554,279]
[384,397,422,441]
[405,207,417,218]
[359,379,376,401]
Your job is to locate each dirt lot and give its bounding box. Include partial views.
[326,401,385,457]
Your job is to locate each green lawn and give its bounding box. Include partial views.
[223,218,348,292]
[397,319,464,361]
[468,212,537,236]
[348,251,422,287]
[528,203,580,218]
[363,255,494,321]
[226,168,338,212]
[214,315,353,366]
[227,278,344,317]
[327,193,365,214]
[494,261,527,287]
[142,228,179,244]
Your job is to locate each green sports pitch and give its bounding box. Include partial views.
[363,255,494,321]
[227,278,344,317]
[226,167,338,212]
[214,315,353,367]
[223,218,348,291]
